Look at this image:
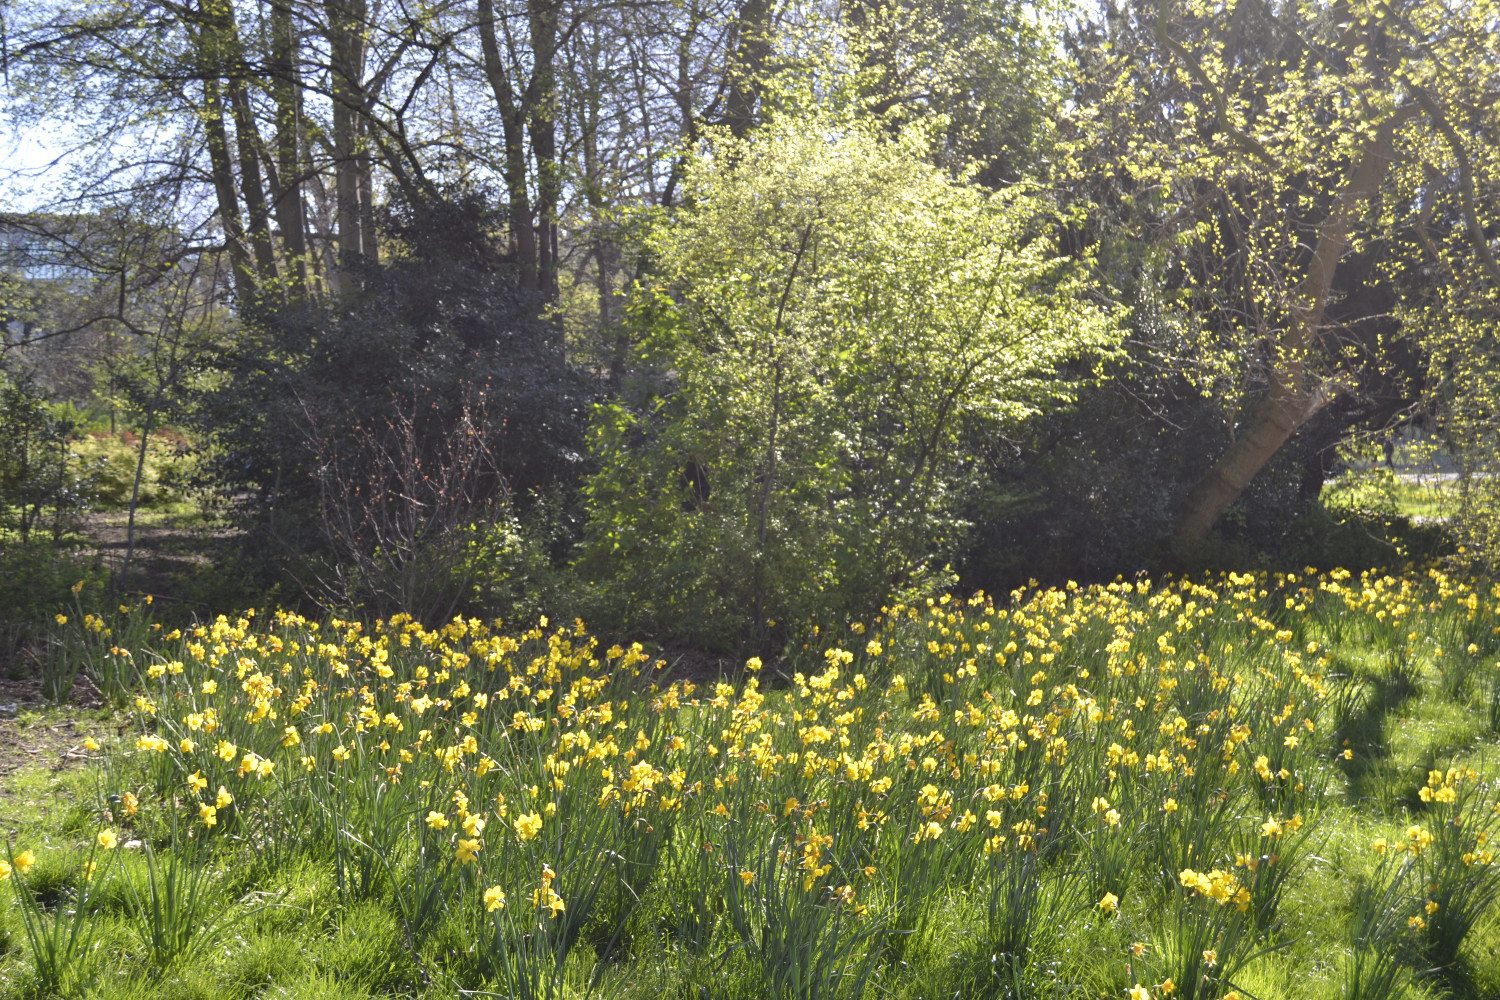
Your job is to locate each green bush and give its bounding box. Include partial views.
[72,431,195,511]
[0,545,105,634]
[0,365,91,542]
[581,113,1116,651]
[459,492,576,630]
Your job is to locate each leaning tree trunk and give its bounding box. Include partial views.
[1171,112,1405,553]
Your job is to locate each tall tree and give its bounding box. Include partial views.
[1062,0,1500,554]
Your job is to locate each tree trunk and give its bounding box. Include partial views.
[229,80,280,286]
[1171,113,1404,552]
[333,104,363,278]
[477,0,540,289]
[358,142,379,265]
[202,76,260,304]
[578,57,623,380]
[527,0,559,297]
[326,0,369,288]
[725,0,770,138]
[121,407,156,584]
[270,0,311,296]
[655,3,707,207]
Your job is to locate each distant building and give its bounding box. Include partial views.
[0,213,225,351]
[0,214,95,283]
[0,214,110,344]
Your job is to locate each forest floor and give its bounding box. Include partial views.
[75,510,234,603]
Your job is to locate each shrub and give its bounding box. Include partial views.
[0,364,91,543]
[581,113,1116,650]
[197,194,590,610]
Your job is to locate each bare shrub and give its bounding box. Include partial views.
[299,385,505,624]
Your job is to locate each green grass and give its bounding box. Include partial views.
[1324,475,1458,522]
[0,568,1496,999]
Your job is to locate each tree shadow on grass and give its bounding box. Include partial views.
[1329,657,1421,811]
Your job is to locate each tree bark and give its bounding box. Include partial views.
[526,0,559,297]
[358,142,379,264]
[326,0,369,289]
[477,0,540,289]
[229,80,280,286]
[121,406,156,584]
[724,0,770,138]
[270,0,311,296]
[202,76,260,304]
[1171,112,1404,551]
[577,51,623,379]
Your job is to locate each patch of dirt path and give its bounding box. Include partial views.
[0,714,92,779]
[78,510,235,598]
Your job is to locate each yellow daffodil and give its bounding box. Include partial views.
[515,812,543,841]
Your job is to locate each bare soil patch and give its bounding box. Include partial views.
[0,714,91,779]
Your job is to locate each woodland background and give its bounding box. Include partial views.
[0,0,1496,650]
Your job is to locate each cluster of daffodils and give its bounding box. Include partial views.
[38,565,1498,996]
[1178,868,1251,910]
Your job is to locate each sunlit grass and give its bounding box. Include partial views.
[0,566,1496,999]
[1324,474,1458,522]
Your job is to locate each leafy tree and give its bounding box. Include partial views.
[0,364,89,544]
[840,0,1068,186]
[581,114,1116,650]
[1059,0,1500,556]
[1384,0,1500,567]
[1408,248,1500,567]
